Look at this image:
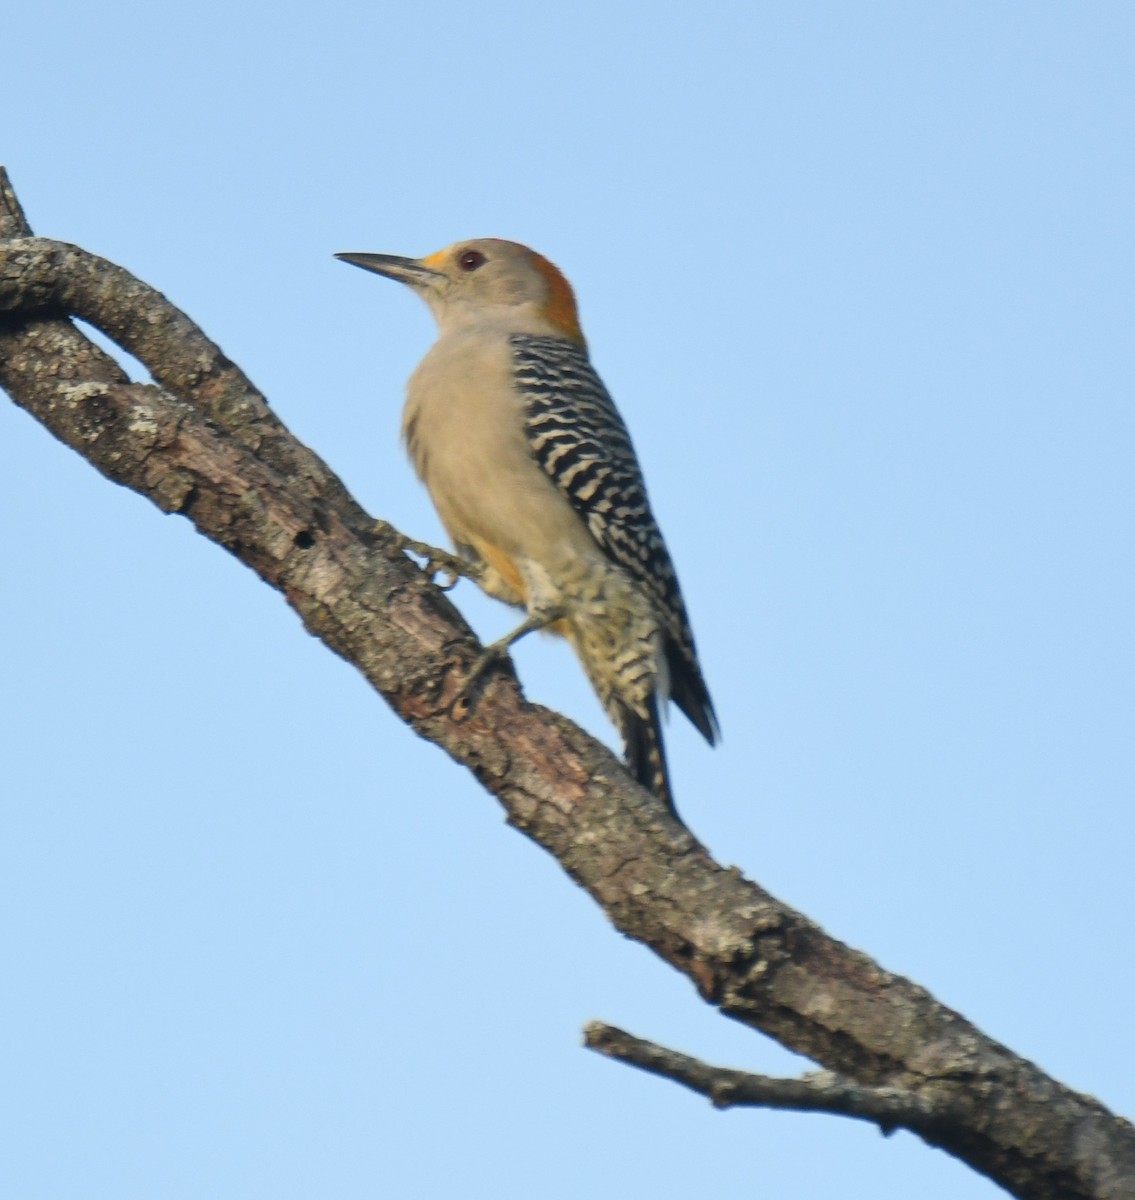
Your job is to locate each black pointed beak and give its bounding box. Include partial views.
[334,252,445,291]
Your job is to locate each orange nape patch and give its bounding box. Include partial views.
[527,250,585,344]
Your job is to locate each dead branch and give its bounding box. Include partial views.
[3,167,1132,1200]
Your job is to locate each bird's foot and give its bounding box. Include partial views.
[449,606,567,716]
[373,521,477,591]
[450,640,512,715]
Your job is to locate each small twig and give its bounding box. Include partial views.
[583,1022,959,1135]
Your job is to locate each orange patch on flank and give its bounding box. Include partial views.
[473,539,527,601]
[528,250,585,343]
[469,536,570,639]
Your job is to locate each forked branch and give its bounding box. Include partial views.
[584,1022,959,1133]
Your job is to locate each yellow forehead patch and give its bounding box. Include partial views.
[421,240,586,344]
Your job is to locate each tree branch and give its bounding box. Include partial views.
[585,1022,960,1133]
[3,167,1133,1200]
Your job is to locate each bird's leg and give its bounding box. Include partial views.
[373,521,480,591]
[452,605,567,712]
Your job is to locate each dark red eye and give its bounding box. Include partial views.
[458,248,486,272]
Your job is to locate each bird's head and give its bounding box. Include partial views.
[336,238,584,342]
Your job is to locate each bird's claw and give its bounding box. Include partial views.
[423,559,461,591]
[446,607,565,719]
[448,643,509,717]
[373,522,476,589]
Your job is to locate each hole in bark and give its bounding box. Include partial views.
[176,485,199,515]
[293,530,315,549]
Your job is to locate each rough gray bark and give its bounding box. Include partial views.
[2,168,1132,1200]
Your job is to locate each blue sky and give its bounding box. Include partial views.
[3,4,1133,1197]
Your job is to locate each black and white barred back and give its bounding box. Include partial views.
[511,334,719,753]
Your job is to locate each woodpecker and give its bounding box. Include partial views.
[336,238,717,819]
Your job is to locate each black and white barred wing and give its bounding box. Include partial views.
[510,334,718,743]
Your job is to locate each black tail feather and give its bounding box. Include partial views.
[666,639,719,747]
[620,695,680,822]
